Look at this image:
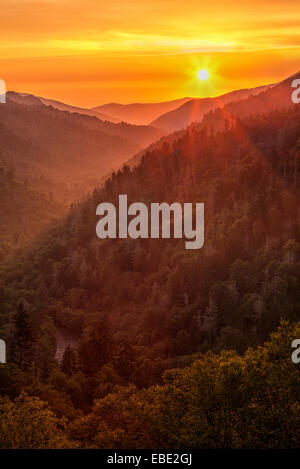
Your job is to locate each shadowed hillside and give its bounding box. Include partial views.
[150,84,271,132]
[1,103,300,382]
[0,95,164,203]
[1,100,300,449]
[0,164,64,260]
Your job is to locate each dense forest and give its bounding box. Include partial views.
[0,164,64,261]
[131,72,299,167]
[1,102,300,448]
[0,94,164,262]
[1,320,300,448]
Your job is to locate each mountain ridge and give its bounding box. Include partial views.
[149,84,273,132]
[7,91,121,123]
[92,97,192,125]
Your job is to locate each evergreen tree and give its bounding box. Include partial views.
[11,304,36,373]
[78,316,113,375]
[61,346,77,377]
[113,342,135,382]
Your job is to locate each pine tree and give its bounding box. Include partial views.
[78,316,113,375]
[113,342,135,382]
[61,346,77,377]
[11,303,36,373]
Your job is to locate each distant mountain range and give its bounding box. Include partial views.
[130,71,300,163]
[90,86,277,131]
[1,92,165,203]
[149,85,272,132]
[8,92,121,123]
[199,71,300,132]
[7,92,165,148]
[4,71,299,203]
[91,97,192,125]
[39,96,122,123]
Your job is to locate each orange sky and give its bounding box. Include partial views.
[0,0,300,107]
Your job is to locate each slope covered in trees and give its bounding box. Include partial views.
[201,71,300,132]
[150,84,271,132]
[0,95,164,203]
[7,92,163,147]
[0,164,63,260]
[1,104,300,388]
[125,72,300,172]
[0,100,300,450]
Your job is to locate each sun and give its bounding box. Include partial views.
[197,69,209,81]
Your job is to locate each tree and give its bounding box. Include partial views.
[11,304,37,373]
[0,393,74,449]
[61,346,77,377]
[78,317,113,375]
[113,342,135,382]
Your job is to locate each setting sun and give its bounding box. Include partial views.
[1,0,300,105]
[197,69,209,81]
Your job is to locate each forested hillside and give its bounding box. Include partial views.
[1,103,300,375]
[0,96,164,203]
[126,73,299,172]
[1,103,300,448]
[201,72,300,132]
[0,164,63,260]
[150,84,270,132]
[7,92,164,148]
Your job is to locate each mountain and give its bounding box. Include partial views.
[200,71,300,132]
[150,85,271,132]
[39,97,121,123]
[91,97,192,125]
[1,97,300,449]
[0,164,63,261]
[1,96,136,202]
[129,71,300,167]
[7,92,165,149]
[8,91,120,123]
[1,107,300,451]
[1,94,164,202]
[2,103,299,381]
